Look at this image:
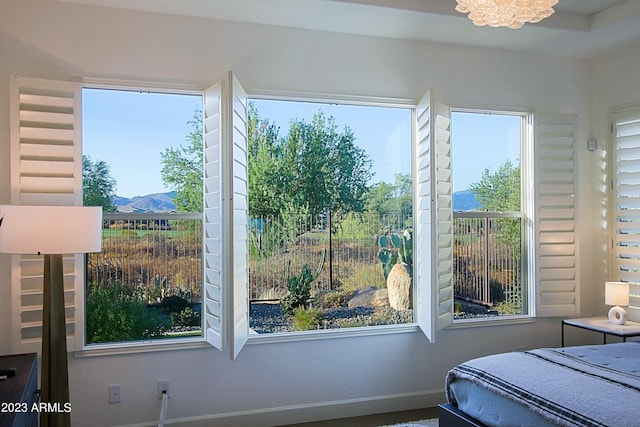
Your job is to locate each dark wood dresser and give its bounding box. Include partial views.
[0,353,38,427]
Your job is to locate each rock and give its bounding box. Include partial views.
[348,287,389,308]
[387,263,412,310]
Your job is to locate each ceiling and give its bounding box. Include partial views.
[56,0,640,58]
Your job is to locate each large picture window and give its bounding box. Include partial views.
[82,87,204,345]
[245,99,414,333]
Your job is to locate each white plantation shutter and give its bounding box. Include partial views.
[535,113,579,317]
[203,81,224,350]
[8,76,84,353]
[415,90,453,342]
[612,106,640,321]
[227,73,249,359]
[202,72,249,359]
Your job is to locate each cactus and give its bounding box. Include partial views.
[281,249,326,315]
[377,229,413,280]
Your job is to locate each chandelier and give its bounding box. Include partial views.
[455,0,558,29]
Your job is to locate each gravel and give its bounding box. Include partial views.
[249,302,414,334]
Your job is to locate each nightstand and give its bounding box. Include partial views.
[562,317,640,347]
[0,353,38,427]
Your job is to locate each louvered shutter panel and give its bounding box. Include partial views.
[203,82,224,350]
[415,90,453,342]
[228,73,249,360]
[612,107,640,321]
[9,76,83,353]
[202,73,249,358]
[434,101,453,330]
[535,113,579,317]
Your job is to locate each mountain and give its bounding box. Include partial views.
[114,191,177,212]
[453,190,480,211]
[114,190,478,213]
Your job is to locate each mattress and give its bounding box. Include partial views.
[445,341,640,427]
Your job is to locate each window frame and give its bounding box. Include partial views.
[244,92,419,339]
[449,107,533,321]
[610,103,640,316]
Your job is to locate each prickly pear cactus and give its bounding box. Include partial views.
[377,229,413,280]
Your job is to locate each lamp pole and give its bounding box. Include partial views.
[41,253,70,427]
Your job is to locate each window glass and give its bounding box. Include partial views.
[247,99,414,333]
[451,111,527,319]
[82,88,204,344]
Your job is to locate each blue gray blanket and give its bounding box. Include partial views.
[446,342,640,426]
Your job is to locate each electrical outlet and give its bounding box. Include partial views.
[157,379,171,399]
[109,384,121,404]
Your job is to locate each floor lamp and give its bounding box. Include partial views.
[0,205,102,427]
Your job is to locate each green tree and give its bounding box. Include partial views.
[161,107,203,212]
[469,160,520,212]
[248,104,283,216]
[82,155,117,211]
[267,111,372,217]
[365,173,412,227]
[469,160,521,256]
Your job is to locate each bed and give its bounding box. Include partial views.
[439,341,640,427]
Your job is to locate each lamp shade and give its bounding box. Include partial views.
[605,281,630,307]
[0,205,102,255]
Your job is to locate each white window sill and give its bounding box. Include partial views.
[446,315,535,329]
[247,323,421,345]
[74,324,422,356]
[75,336,209,357]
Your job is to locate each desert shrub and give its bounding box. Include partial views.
[313,289,354,309]
[281,250,325,315]
[86,281,171,344]
[292,307,323,331]
[339,263,386,292]
[171,307,201,327]
[333,211,380,242]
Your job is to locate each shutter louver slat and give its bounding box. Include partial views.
[613,107,640,321]
[9,76,82,353]
[535,113,579,317]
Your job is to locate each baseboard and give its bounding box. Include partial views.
[118,389,445,427]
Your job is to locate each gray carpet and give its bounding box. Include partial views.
[380,419,438,427]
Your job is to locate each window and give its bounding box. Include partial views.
[82,88,204,345]
[451,110,527,319]
[611,105,640,312]
[245,98,414,334]
[8,75,578,358]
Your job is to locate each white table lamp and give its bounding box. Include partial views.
[605,281,630,325]
[0,205,102,427]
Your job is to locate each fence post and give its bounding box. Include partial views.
[484,216,490,304]
[328,209,334,289]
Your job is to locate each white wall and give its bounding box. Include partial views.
[0,0,615,425]
[589,42,640,322]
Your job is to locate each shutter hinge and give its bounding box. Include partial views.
[611,122,614,133]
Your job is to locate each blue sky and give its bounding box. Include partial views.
[451,111,521,192]
[82,89,520,198]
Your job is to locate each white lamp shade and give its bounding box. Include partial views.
[605,281,630,307]
[0,205,102,254]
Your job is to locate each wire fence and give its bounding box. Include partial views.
[87,213,203,304]
[86,210,522,309]
[453,212,523,309]
[248,210,411,300]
